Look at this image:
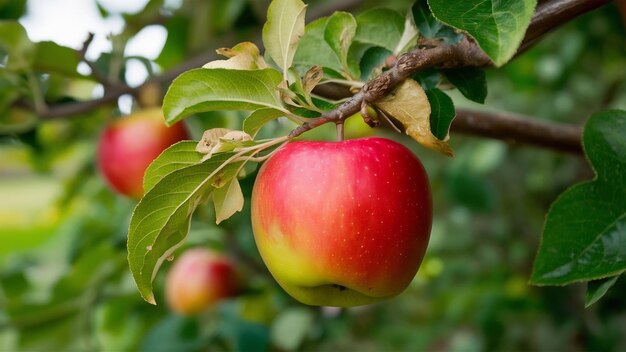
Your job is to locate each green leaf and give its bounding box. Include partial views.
[359,46,391,81]
[585,275,620,308]
[33,41,81,77]
[243,108,285,137]
[262,0,307,78]
[213,178,244,224]
[531,110,626,285]
[413,68,441,90]
[143,141,201,194]
[428,0,537,66]
[412,1,462,45]
[293,18,342,73]
[412,0,442,38]
[163,68,286,125]
[324,12,357,77]
[0,21,35,70]
[127,153,243,304]
[425,88,455,140]
[355,8,404,52]
[442,67,487,104]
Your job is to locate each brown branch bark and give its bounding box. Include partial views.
[452,109,583,154]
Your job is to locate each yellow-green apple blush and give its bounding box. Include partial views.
[251,137,432,307]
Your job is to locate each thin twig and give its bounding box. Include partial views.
[77,33,112,86]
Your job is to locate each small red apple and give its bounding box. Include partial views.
[97,108,189,198]
[251,137,432,307]
[165,248,240,315]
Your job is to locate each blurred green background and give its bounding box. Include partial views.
[1,0,626,351]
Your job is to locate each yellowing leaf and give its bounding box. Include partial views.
[213,178,244,224]
[203,42,267,70]
[375,79,453,156]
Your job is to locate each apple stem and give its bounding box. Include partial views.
[336,122,345,141]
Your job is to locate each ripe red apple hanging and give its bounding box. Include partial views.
[251,137,432,307]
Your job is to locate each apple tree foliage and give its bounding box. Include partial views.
[121,0,626,309]
[0,0,625,350]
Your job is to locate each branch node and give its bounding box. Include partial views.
[362,75,392,102]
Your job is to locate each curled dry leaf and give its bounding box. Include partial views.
[374,79,453,156]
[196,128,232,154]
[196,129,252,161]
[303,65,323,95]
[202,42,268,70]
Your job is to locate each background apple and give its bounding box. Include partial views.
[251,137,432,307]
[166,248,240,315]
[97,108,189,198]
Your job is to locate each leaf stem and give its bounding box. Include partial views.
[319,79,365,88]
[234,136,289,154]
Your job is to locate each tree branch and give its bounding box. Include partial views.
[452,109,583,154]
[291,0,610,153]
[289,41,489,138]
[39,1,365,120]
[37,0,608,156]
[77,33,113,87]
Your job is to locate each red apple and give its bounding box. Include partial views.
[251,137,432,307]
[97,108,189,198]
[165,248,240,315]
